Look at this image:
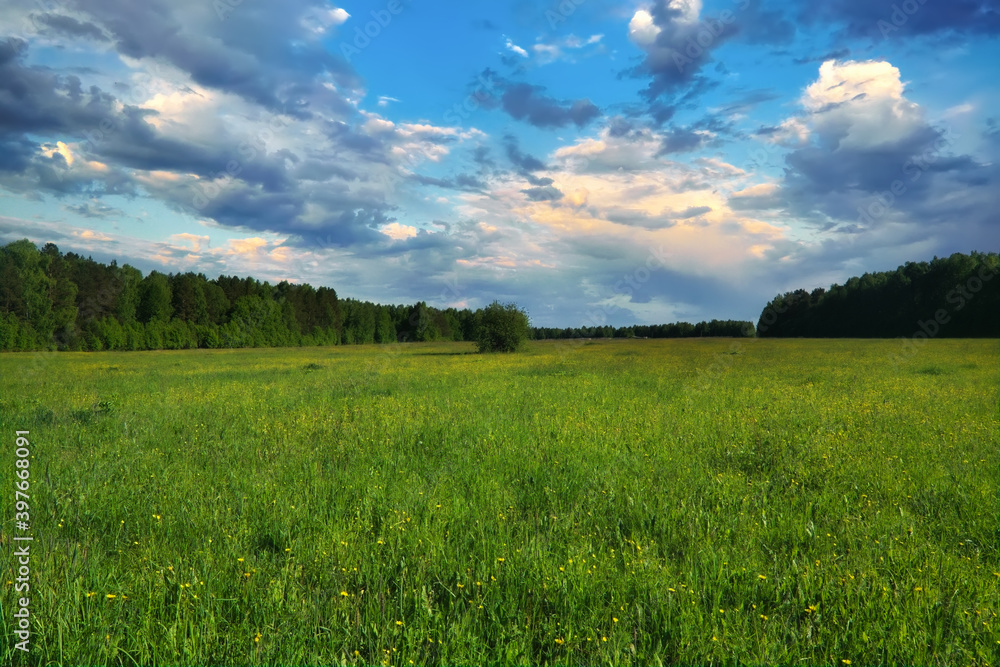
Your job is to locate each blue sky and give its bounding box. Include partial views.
[0,0,997,326]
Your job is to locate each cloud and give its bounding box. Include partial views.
[503,134,548,172]
[625,0,738,101]
[64,201,126,219]
[500,83,601,128]
[504,36,529,57]
[380,222,418,240]
[531,33,604,64]
[801,0,1000,40]
[749,58,999,247]
[34,13,110,42]
[171,232,210,251]
[521,185,563,201]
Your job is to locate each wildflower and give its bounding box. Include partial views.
[613,617,618,623]
[758,574,766,580]
[396,621,403,626]
[106,594,116,599]
[555,638,564,645]
[341,591,349,597]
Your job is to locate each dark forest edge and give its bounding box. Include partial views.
[0,240,755,352]
[755,251,999,338]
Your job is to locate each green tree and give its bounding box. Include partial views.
[138,272,173,323]
[475,301,530,353]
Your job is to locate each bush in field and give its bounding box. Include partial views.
[475,301,530,353]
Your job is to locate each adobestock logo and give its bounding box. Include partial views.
[338,0,406,62]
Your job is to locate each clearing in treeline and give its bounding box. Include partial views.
[1,338,997,665]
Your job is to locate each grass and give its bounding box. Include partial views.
[0,338,997,665]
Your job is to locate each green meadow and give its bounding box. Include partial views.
[1,338,997,666]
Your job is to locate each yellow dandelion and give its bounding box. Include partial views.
[106,594,116,599]
[396,621,403,626]
[555,638,564,645]
[341,591,349,597]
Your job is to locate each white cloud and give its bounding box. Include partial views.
[801,59,924,149]
[628,9,661,47]
[504,36,529,58]
[380,222,418,240]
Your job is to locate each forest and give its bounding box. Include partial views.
[755,251,999,338]
[0,240,754,352]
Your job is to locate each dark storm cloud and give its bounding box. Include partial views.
[503,134,547,172]
[625,1,738,102]
[409,172,486,192]
[656,126,706,154]
[520,185,562,201]
[64,201,126,218]
[676,205,711,219]
[801,0,1000,40]
[500,83,601,128]
[793,48,852,65]
[0,38,117,134]
[34,13,110,41]
[765,120,999,237]
[602,208,676,229]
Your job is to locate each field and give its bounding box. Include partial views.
[1,338,997,665]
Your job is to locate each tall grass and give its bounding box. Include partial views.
[1,338,997,665]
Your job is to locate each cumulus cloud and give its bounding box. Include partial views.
[736,58,999,253]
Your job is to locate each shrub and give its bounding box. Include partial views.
[475,301,530,353]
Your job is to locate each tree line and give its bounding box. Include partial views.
[756,251,999,338]
[0,240,754,352]
[530,319,755,340]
